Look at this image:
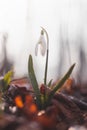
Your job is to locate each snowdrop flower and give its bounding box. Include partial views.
[35,27,49,85]
[35,30,46,56]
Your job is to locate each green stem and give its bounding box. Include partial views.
[44,49,49,85]
[41,27,49,85]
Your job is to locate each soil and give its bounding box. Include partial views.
[0,77,87,130]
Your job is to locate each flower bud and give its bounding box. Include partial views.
[40,84,46,94]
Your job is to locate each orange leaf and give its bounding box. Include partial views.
[15,96,24,108]
[29,103,37,113]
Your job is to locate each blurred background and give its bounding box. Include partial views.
[0,0,87,84]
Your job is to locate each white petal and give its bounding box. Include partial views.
[35,34,46,56]
[40,37,46,56]
[35,43,38,56]
[37,35,43,44]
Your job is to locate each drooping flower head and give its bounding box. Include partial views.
[35,29,46,56]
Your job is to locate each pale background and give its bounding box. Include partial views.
[0,0,87,83]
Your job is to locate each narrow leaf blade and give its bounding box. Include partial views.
[47,79,53,87]
[48,63,75,101]
[28,55,41,108]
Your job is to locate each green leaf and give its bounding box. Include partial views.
[4,71,13,86]
[47,63,75,103]
[28,55,42,109]
[47,79,53,87]
[1,70,13,92]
